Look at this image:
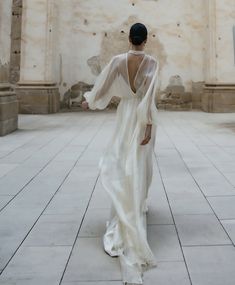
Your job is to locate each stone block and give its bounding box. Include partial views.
[202,84,235,113]
[158,83,192,111]
[165,86,185,95]
[0,117,18,136]
[181,92,192,102]
[157,102,192,111]
[11,16,21,38]
[0,87,18,136]
[16,83,60,114]
[192,82,203,109]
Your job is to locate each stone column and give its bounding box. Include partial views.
[16,0,60,114]
[202,0,235,112]
[0,0,18,136]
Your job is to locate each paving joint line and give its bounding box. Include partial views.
[154,152,193,285]
[159,122,235,248]
[0,115,103,276]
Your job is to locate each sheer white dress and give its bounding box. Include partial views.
[84,49,159,285]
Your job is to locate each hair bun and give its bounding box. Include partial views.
[132,35,143,45]
[129,23,148,46]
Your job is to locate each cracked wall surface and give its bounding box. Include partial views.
[10,0,22,84]
[56,0,207,106]
[0,0,12,83]
[12,0,234,109]
[0,62,9,83]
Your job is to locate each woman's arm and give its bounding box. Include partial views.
[138,58,159,145]
[82,56,119,110]
[140,124,152,145]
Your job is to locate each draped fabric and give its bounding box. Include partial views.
[83,50,159,284]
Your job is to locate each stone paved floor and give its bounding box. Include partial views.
[0,110,235,285]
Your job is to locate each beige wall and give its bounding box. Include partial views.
[0,0,13,82]
[55,0,207,98]
[18,0,235,103]
[207,0,235,83]
[20,0,58,83]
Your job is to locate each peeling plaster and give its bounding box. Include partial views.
[99,15,167,71]
[0,61,9,82]
[62,81,93,108]
[87,56,101,75]
[15,0,235,110]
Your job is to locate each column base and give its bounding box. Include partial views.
[16,83,60,114]
[202,83,235,113]
[0,84,18,136]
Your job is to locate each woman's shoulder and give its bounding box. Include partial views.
[112,53,127,60]
[146,54,158,64]
[108,53,126,65]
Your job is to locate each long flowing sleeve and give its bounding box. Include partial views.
[136,59,159,126]
[83,56,119,110]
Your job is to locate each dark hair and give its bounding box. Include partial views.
[129,23,148,46]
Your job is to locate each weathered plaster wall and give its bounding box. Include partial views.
[215,0,235,83]
[205,0,235,84]
[17,0,235,108]
[10,0,22,84]
[0,0,18,136]
[20,0,58,83]
[0,0,13,82]
[56,0,207,103]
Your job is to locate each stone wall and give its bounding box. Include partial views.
[202,0,235,112]
[0,0,12,82]
[10,0,22,84]
[0,0,18,136]
[17,0,60,114]
[53,0,207,109]
[10,0,235,112]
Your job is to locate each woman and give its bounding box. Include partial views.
[82,23,159,285]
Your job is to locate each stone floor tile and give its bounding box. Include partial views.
[44,193,88,215]
[208,196,235,219]
[168,191,213,215]
[183,245,235,285]
[221,219,235,244]
[147,163,174,225]
[62,237,121,282]
[79,208,110,237]
[222,172,235,186]
[148,225,183,261]
[1,111,235,284]
[214,161,235,173]
[0,165,42,196]
[188,166,235,196]
[174,214,231,246]
[0,195,12,210]
[61,280,123,285]
[144,261,190,285]
[0,246,71,284]
[89,179,112,209]
[23,213,84,246]
[0,163,18,178]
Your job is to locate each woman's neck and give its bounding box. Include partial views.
[130,45,144,51]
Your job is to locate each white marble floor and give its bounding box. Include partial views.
[0,109,235,285]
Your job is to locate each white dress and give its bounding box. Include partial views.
[84,50,159,285]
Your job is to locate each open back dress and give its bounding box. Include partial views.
[83,49,159,285]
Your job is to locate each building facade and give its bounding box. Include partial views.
[1,0,235,117]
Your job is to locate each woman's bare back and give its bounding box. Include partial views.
[127,53,145,93]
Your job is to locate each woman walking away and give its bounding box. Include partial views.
[82,22,159,285]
